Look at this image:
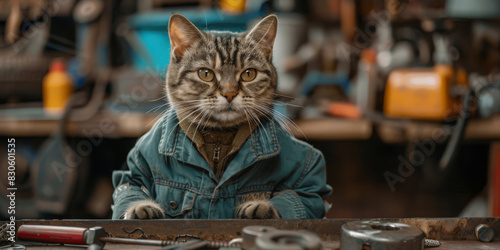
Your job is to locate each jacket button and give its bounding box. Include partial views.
[169,201,178,210]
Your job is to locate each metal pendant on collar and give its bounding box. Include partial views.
[213,142,221,163]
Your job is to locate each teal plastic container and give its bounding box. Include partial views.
[127,8,255,73]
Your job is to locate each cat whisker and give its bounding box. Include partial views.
[146,107,174,128]
[246,108,272,144]
[242,108,255,135]
[244,108,260,136]
[191,108,211,143]
[173,99,205,104]
[146,102,170,114]
[271,92,294,98]
[181,107,207,148]
[247,109,265,142]
[201,110,214,131]
[249,102,306,139]
[271,109,307,140]
[256,98,303,108]
[164,106,205,144]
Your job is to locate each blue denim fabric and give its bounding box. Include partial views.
[111,114,332,219]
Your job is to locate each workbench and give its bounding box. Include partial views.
[3,218,500,249]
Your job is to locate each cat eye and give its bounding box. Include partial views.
[240,69,257,82]
[198,68,215,82]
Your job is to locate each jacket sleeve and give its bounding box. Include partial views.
[111,146,155,219]
[269,149,332,219]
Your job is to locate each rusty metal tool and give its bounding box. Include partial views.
[255,229,322,250]
[158,239,207,250]
[340,221,426,250]
[17,225,239,250]
[229,226,322,250]
[241,226,277,249]
[17,225,173,250]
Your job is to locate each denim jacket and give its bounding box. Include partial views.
[111,114,332,219]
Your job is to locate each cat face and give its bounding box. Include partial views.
[166,14,278,128]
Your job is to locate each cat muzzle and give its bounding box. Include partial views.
[222,91,238,102]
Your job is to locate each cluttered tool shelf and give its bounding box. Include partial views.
[4,218,500,249]
[0,107,499,142]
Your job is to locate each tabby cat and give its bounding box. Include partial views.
[116,13,331,220]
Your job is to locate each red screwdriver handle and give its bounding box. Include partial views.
[18,225,88,245]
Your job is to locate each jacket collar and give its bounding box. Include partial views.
[158,112,281,184]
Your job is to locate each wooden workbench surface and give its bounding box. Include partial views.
[16,241,500,249]
[4,218,500,250]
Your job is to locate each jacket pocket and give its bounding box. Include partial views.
[157,186,197,218]
[151,167,198,217]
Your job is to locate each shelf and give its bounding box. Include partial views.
[291,118,373,140]
[0,110,157,138]
[377,116,500,143]
[0,108,373,140]
[1,106,498,143]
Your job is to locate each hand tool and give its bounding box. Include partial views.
[230,226,322,250]
[340,221,426,250]
[241,226,276,249]
[18,225,107,250]
[17,225,237,250]
[18,225,173,250]
[255,229,322,250]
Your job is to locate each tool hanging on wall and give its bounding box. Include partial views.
[71,0,107,88]
[440,76,500,170]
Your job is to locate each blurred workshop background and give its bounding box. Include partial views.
[0,0,499,220]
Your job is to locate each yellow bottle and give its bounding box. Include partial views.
[43,60,74,115]
[219,0,246,14]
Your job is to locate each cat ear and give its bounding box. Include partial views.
[245,15,278,54]
[169,14,204,59]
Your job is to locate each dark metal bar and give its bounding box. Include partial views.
[100,237,172,246]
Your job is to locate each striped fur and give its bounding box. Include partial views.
[166,14,279,129]
[235,200,280,219]
[124,200,165,219]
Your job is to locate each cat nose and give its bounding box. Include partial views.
[222,91,238,102]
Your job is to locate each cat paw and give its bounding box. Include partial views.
[123,200,165,219]
[235,200,280,219]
